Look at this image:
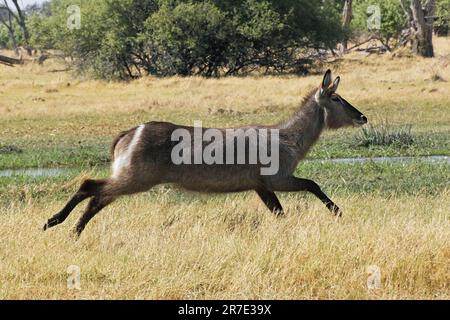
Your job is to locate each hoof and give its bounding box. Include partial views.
[328,204,342,217]
[69,229,81,241]
[43,217,59,231]
[72,227,83,240]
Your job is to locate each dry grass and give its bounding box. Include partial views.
[1,38,450,139]
[0,190,449,299]
[0,39,449,299]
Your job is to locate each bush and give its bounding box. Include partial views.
[355,122,414,147]
[29,0,344,79]
[435,0,450,36]
[144,1,232,77]
[351,0,408,48]
[0,26,11,48]
[29,0,158,79]
[0,19,24,49]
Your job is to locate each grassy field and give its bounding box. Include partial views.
[0,38,449,299]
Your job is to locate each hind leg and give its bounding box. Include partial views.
[73,177,158,236]
[43,179,106,231]
[74,195,116,236]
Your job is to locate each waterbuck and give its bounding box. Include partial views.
[43,70,367,236]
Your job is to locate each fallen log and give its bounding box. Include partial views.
[0,54,22,66]
[355,46,389,54]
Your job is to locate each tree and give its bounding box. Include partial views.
[30,0,344,79]
[435,0,450,36]
[145,0,343,77]
[342,0,353,52]
[0,0,31,53]
[402,0,436,57]
[145,1,232,76]
[351,0,408,50]
[0,5,18,53]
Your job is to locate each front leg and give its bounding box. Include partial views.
[269,176,342,216]
[255,188,284,216]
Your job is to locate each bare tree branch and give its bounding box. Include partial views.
[0,0,31,52]
[0,1,18,53]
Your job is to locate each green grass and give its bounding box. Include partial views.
[1,161,448,207]
[309,130,449,160]
[0,128,448,170]
[355,123,414,147]
[297,161,449,196]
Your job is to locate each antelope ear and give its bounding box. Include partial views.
[320,69,332,95]
[322,69,332,87]
[329,76,340,93]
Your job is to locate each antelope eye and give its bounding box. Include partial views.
[331,96,340,102]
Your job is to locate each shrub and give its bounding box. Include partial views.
[435,0,450,36]
[351,0,408,49]
[144,1,232,77]
[29,0,343,79]
[355,122,414,147]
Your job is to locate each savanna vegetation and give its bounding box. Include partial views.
[1,0,448,78]
[0,0,449,300]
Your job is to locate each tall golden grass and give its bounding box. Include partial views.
[1,190,449,299]
[0,39,449,299]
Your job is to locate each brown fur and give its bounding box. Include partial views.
[44,70,367,236]
[110,128,135,160]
